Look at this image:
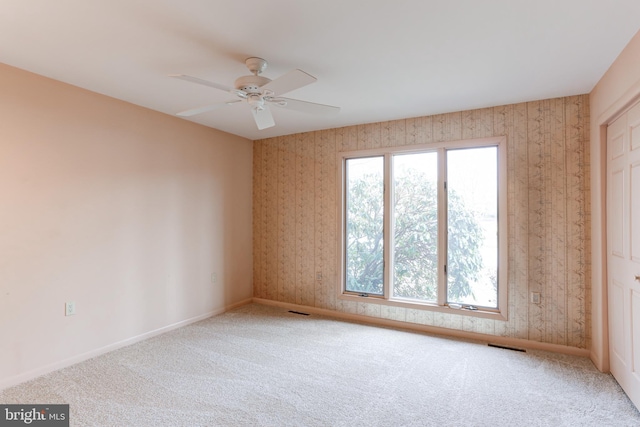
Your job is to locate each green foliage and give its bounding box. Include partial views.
[346,169,484,301]
[392,169,439,300]
[446,191,485,301]
[345,173,384,294]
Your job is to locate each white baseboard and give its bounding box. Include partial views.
[590,348,610,373]
[253,298,591,358]
[0,297,253,391]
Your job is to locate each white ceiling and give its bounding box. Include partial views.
[1,1,639,141]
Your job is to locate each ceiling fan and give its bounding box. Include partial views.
[170,57,340,130]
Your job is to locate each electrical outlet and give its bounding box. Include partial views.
[530,292,541,305]
[211,273,218,284]
[65,301,76,316]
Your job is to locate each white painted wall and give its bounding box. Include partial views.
[0,63,253,388]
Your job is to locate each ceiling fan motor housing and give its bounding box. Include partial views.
[234,75,271,93]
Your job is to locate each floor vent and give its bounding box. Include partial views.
[288,310,310,316]
[488,343,526,352]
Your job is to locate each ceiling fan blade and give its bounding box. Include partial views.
[251,106,275,130]
[176,100,241,117]
[261,69,317,96]
[270,97,340,115]
[169,74,240,94]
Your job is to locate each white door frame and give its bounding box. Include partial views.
[592,86,640,373]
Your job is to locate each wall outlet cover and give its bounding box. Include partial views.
[65,301,76,316]
[530,292,541,305]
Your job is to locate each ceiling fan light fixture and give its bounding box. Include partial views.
[247,94,265,109]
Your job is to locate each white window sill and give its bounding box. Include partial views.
[338,292,508,321]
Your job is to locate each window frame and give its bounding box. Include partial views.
[337,136,508,321]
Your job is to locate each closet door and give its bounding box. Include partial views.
[608,100,640,409]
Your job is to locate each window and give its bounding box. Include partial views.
[339,137,507,318]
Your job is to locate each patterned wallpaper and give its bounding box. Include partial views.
[253,95,591,349]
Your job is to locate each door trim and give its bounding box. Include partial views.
[592,84,640,373]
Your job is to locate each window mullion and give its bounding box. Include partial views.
[384,153,393,300]
[437,148,447,306]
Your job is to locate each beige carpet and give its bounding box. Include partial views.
[1,303,639,426]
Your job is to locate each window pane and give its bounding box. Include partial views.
[447,147,498,308]
[345,157,384,295]
[392,152,438,302]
